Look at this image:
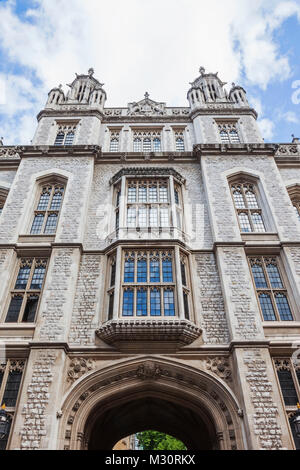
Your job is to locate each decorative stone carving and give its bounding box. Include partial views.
[127,93,166,116]
[95,319,202,349]
[204,357,232,382]
[67,358,95,383]
[136,361,162,380]
[276,144,300,155]
[0,146,21,159]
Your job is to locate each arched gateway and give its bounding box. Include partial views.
[58,357,245,450]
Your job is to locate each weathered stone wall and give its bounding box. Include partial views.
[0,169,17,186]
[35,248,81,343]
[83,162,213,250]
[202,154,300,242]
[0,156,94,244]
[216,247,264,341]
[193,253,230,343]
[239,348,290,450]
[69,254,103,345]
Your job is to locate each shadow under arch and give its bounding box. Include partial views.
[59,356,245,450]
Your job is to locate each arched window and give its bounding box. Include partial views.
[176,138,185,151]
[5,257,48,323]
[218,123,241,143]
[133,138,142,152]
[132,131,162,152]
[30,182,65,235]
[230,179,266,233]
[249,256,293,321]
[110,138,119,152]
[54,124,77,145]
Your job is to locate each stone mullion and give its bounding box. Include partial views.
[112,245,122,320]
[174,245,185,320]
[119,176,126,232]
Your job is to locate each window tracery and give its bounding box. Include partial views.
[30,183,65,235]
[54,124,77,146]
[249,256,293,322]
[133,131,162,152]
[218,122,241,143]
[4,258,48,323]
[230,180,265,233]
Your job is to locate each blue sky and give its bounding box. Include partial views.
[0,0,299,144]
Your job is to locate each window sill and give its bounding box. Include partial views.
[0,323,35,338]
[241,232,279,242]
[263,321,300,337]
[18,234,55,243]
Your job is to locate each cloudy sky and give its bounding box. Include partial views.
[0,0,299,144]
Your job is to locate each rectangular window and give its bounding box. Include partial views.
[5,258,48,323]
[249,256,293,322]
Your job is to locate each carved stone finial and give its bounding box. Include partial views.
[88,68,94,77]
[144,91,150,100]
[58,84,62,90]
[199,66,206,75]
[0,137,3,146]
[232,82,236,88]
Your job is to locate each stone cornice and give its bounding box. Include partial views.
[190,106,258,120]
[194,143,278,157]
[37,108,104,121]
[109,167,186,185]
[15,145,102,159]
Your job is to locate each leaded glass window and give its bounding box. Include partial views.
[54,124,77,145]
[5,258,47,323]
[110,138,119,152]
[132,131,162,152]
[231,181,266,233]
[274,359,300,449]
[249,256,293,321]
[31,184,65,235]
[218,123,241,143]
[176,138,185,151]
[121,251,175,317]
[0,360,25,450]
[126,180,171,229]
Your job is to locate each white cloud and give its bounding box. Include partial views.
[280,111,300,123]
[0,0,299,143]
[258,118,275,140]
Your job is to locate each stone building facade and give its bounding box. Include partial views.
[0,67,300,450]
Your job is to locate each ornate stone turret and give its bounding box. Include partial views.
[66,68,107,110]
[229,83,249,106]
[187,67,228,109]
[46,84,65,108]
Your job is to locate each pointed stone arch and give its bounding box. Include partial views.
[58,356,245,450]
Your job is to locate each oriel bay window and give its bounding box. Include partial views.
[106,247,192,321]
[230,180,266,233]
[0,360,25,450]
[122,251,175,317]
[31,183,65,235]
[249,256,294,321]
[4,258,48,323]
[126,180,170,228]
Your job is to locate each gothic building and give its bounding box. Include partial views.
[0,67,300,450]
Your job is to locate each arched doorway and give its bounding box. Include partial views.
[87,393,217,450]
[59,358,245,450]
